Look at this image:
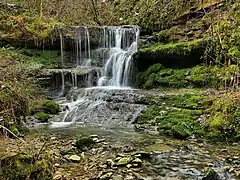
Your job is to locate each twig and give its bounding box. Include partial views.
[36,141,47,160]
[0,125,25,142]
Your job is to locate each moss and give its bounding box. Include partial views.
[137,64,217,89]
[0,153,53,180]
[34,112,50,122]
[137,91,240,140]
[21,49,61,68]
[137,93,204,139]
[75,135,95,150]
[140,39,203,56]
[9,125,20,136]
[41,100,60,115]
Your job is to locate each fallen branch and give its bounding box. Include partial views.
[0,125,25,142]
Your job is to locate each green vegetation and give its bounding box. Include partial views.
[140,39,203,56]
[0,47,42,134]
[137,92,240,140]
[34,112,50,122]
[137,64,217,89]
[0,153,53,180]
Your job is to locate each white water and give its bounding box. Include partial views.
[60,26,140,91]
[98,26,140,87]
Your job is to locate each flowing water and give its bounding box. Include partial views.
[54,25,142,124]
[37,26,239,180]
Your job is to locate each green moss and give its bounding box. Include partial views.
[0,153,53,180]
[140,39,203,56]
[21,49,61,68]
[137,64,217,89]
[137,91,240,140]
[41,100,60,115]
[9,125,20,136]
[75,136,95,150]
[34,112,50,122]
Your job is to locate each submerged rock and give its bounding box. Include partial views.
[117,157,131,166]
[69,155,81,162]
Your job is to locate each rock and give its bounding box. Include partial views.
[80,152,85,159]
[53,175,62,180]
[100,172,113,180]
[133,151,152,158]
[132,158,142,165]
[132,171,145,180]
[93,137,99,142]
[106,159,115,167]
[127,164,132,168]
[112,175,124,180]
[69,155,81,162]
[202,168,220,180]
[75,135,95,149]
[90,134,98,138]
[117,157,131,166]
[54,163,61,168]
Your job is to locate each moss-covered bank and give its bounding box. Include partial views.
[135,91,240,141]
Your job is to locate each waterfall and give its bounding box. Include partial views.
[98,26,140,87]
[60,32,64,67]
[57,25,140,94]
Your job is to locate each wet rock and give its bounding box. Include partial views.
[202,168,220,180]
[132,171,144,180]
[112,175,124,180]
[106,159,115,167]
[117,157,131,166]
[75,135,95,150]
[100,172,113,180]
[132,158,142,165]
[68,155,81,162]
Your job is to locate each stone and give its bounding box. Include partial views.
[100,172,113,180]
[132,171,145,180]
[54,163,61,168]
[106,159,115,167]
[132,158,142,164]
[117,157,131,166]
[127,164,132,168]
[69,155,81,162]
[53,175,62,180]
[112,175,124,180]
[93,137,99,142]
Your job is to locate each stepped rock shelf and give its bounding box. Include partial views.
[38,25,144,126]
[39,25,140,97]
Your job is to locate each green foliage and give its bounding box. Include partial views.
[0,153,53,180]
[9,125,20,136]
[138,93,203,139]
[0,47,43,132]
[203,3,240,89]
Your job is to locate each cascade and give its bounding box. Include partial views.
[50,26,143,126]
[59,25,140,90]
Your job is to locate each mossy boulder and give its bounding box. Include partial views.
[0,153,53,180]
[75,135,95,150]
[34,112,50,123]
[41,100,60,114]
